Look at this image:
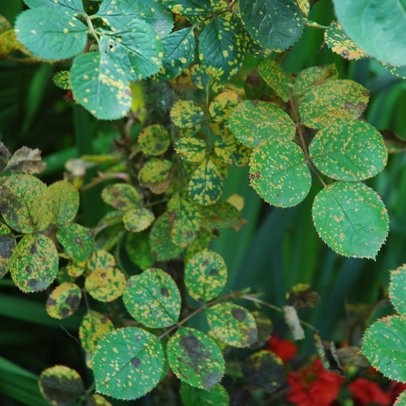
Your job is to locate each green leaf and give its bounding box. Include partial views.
[171,100,205,128]
[167,194,201,247]
[206,302,257,347]
[250,311,273,349]
[185,249,227,303]
[396,392,406,406]
[299,79,369,130]
[294,64,339,95]
[0,15,12,34]
[242,351,284,392]
[101,183,141,211]
[123,268,181,328]
[39,365,85,406]
[138,125,171,156]
[10,234,58,293]
[188,158,223,205]
[334,0,406,65]
[228,100,296,148]
[79,310,115,354]
[125,231,155,270]
[174,137,208,163]
[258,60,289,102]
[149,214,184,261]
[214,136,251,168]
[361,315,406,382]
[383,63,406,80]
[46,282,82,320]
[309,120,388,181]
[199,201,241,229]
[180,382,229,406]
[389,264,406,316]
[312,182,389,259]
[49,181,80,225]
[93,327,165,400]
[0,30,23,56]
[57,223,95,266]
[163,0,212,16]
[0,174,52,233]
[249,140,311,208]
[24,0,85,13]
[123,208,155,233]
[167,327,225,390]
[85,268,126,302]
[139,159,175,194]
[2,146,47,174]
[209,91,241,123]
[15,8,87,60]
[239,0,304,51]
[53,71,71,90]
[185,230,218,264]
[70,52,133,120]
[0,224,16,279]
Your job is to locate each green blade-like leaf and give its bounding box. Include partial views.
[185,249,227,303]
[249,140,311,208]
[361,315,406,383]
[24,0,85,13]
[258,59,289,102]
[70,52,133,120]
[389,264,406,316]
[180,382,229,406]
[15,8,87,60]
[93,327,165,400]
[101,183,141,211]
[309,120,388,181]
[125,231,155,270]
[239,0,304,51]
[312,182,389,259]
[293,64,339,95]
[167,327,225,390]
[171,100,204,128]
[85,268,126,302]
[206,302,257,348]
[228,100,296,148]
[139,159,175,194]
[138,125,171,156]
[123,268,181,328]
[10,234,58,293]
[46,282,81,320]
[0,224,16,279]
[49,181,79,225]
[174,137,208,163]
[163,0,212,16]
[123,208,155,233]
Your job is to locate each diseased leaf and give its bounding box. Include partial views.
[190,63,223,93]
[85,268,126,302]
[294,64,339,95]
[250,311,273,349]
[2,146,46,174]
[167,327,225,390]
[46,283,82,319]
[286,283,320,310]
[389,264,406,316]
[258,60,289,102]
[10,234,58,293]
[24,0,85,13]
[123,268,181,328]
[139,159,175,194]
[88,250,115,273]
[66,261,85,278]
[206,302,257,348]
[336,346,369,368]
[163,0,212,16]
[0,15,12,34]
[125,231,155,270]
[209,91,241,123]
[180,382,229,406]
[53,71,71,90]
[395,391,406,406]
[226,193,244,212]
[199,200,241,229]
[381,129,406,154]
[101,183,141,211]
[49,181,79,225]
[171,100,204,128]
[185,249,227,303]
[93,327,165,400]
[0,30,24,55]
[214,136,251,168]
[87,394,113,406]
[138,125,171,156]
[296,0,309,16]
[312,182,389,259]
[123,208,155,233]
[174,137,208,163]
[0,224,16,279]
[185,230,218,264]
[383,64,406,80]
[229,100,296,148]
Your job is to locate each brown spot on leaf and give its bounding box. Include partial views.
[160,287,169,297]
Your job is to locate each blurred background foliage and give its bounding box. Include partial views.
[1,0,406,405]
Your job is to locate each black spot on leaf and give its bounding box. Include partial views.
[231,308,247,322]
[130,357,141,368]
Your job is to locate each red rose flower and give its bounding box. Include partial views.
[265,336,297,362]
[348,378,391,406]
[286,358,344,406]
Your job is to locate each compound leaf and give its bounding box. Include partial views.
[206,302,257,348]
[101,183,141,211]
[171,100,205,128]
[180,382,229,406]
[229,100,296,148]
[0,224,16,279]
[53,71,71,90]
[125,231,155,270]
[174,138,208,163]
[258,59,289,102]
[312,181,389,259]
[139,159,175,194]
[93,327,165,400]
[138,125,171,156]
[123,268,181,328]
[389,264,406,316]
[123,208,155,233]
[167,327,225,390]
[46,282,82,320]
[49,181,80,225]
[85,268,126,302]
[294,64,339,95]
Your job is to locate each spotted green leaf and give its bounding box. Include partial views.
[0,224,16,279]
[312,182,389,259]
[66,261,85,278]
[170,100,204,128]
[70,52,132,120]
[395,392,406,406]
[123,208,155,233]
[88,250,115,273]
[250,311,273,349]
[258,60,289,102]
[125,231,155,270]
[228,100,296,148]
[389,264,406,316]
[49,180,79,225]
[299,79,369,130]
[185,230,218,264]
[0,30,23,56]
[309,120,388,181]
[185,249,227,303]
[39,365,85,406]
[101,183,141,211]
[87,394,113,406]
[199,201,240,230]
[174,137,208,163]
[167,327,225,390]
[296,0,309,16]
[206,303,257,347]
[294,64,339,95]
[361,315,406,382]
[188,159,223,205]
[15,8,87,60]
[324,22,367,60]
[139,159,175,194]
[180,382,229,406]
[79,310,115,354]
[46,282,81,320]
[57,224,95,266]
[93,327,165,400]
[214,136,251,168]
[123,268,181,328]
[53,71,71,90]
[240,0,304,51]
[0,174,52,233]
[190,63,223,93]
[167,194,201,247]
[24,0,85,12]
[249,140,311,207]
[383,64,406,80]
[138,125,170,156]
[209,91,241,123]
[242,351,284,392]
[85,268,126,302]
[149,214,184,261]
[10,234,58,293]
[163,0,212,16]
